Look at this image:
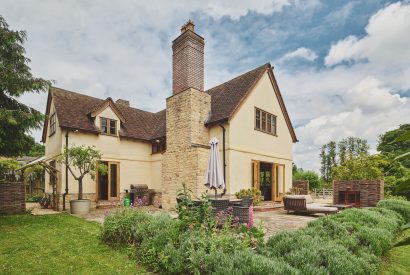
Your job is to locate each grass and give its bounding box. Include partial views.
[0,214,148,274]
[379,228,410,275]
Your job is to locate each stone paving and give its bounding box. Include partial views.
[254,209,321,238]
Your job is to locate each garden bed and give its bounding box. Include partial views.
[101,199,410,274]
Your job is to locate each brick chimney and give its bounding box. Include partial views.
[172,20,204,95]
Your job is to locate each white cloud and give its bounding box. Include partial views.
[278,2,410,172]
[344,76,405,113]
[279,47,318,62]
[325,2,410,67]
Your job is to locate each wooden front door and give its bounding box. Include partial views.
[272,163,285,202]
[96,161,120,201]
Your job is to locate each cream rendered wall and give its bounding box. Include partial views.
[44,99,63,195]
[226,71,294,195]
[55,106,161,199]
[208,123,230,193]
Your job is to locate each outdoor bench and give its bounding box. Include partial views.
[284,195,338,215]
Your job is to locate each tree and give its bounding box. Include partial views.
[378,124,410,167]
[59,146,106,200]
[338,137,369,163]
[0,15,51,157]
[332,154,388,181]
[293,168,320,190]
[27,143,45,157]
[319,137,369,183]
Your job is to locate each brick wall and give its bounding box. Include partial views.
[292,180,309,195]
[0,182,25,214]
[172,28,204,94]
[333,180,384,207]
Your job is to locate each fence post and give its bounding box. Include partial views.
[322,188,325,199]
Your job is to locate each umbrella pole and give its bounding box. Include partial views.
[214,187,217,198]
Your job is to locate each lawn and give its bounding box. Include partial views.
[0,214,147,274]
[380,227,410,275]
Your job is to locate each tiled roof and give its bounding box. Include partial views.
[205,63,269,125]
[42,87,160,141]
[42,63,297,143]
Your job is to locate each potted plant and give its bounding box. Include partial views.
[59,145,107,214]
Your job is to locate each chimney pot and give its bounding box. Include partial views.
[115,99,130,107]
[181,19,195,33]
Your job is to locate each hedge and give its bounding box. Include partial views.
[101,199,410,274]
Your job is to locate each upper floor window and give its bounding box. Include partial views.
[255,107,277,135]
[100,117,117,135]
[152,139,166,154]
[49,113,56,136]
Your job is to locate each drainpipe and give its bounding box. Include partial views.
[63,130,69,211]
[219,124,227,196]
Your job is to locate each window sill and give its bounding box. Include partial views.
[254,128,277,137]
[99,132,118,137]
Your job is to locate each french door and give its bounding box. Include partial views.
[97,161,119,201]
[272,164,285,202]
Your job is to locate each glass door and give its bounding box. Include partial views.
[97,161,119,201]
[273,164,285,202]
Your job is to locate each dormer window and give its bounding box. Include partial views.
[49,113,56,136]
[100,117,117,135]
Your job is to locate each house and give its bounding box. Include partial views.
[42,20,298,210]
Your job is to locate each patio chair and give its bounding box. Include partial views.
[209,199,229,215]
[284,195,338,215]
[233,205,249,223]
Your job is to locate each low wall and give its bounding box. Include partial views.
[333,180,384,207]
[292,180,309,195]
[0,182,26,214]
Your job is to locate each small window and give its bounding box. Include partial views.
[49,113,56,136]
[255,109,261,129]
[101,118,108,134]
[109,120,116,135]
[262,112,266,131]
[152,139,166,154]
[100,117,117,135]
[272,116,277,135]
[255,107,277,136]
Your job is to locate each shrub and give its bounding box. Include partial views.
[101,209,175,245]
[377,199,410,222]
[212,250,299,275]
[235,188,262,205]
[263,231,377,275]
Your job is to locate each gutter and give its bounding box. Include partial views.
[219,124,227,196]
[63,131,69,211]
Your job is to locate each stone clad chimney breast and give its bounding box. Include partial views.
[172,20,204,95]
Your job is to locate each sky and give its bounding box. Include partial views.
[1,0,410,171]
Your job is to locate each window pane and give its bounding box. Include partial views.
[262,112,266,131]
[101,118,107,133]
[109,120,116,135]
[255,109,260,129]
[110,164,117,197]
[267,115,272,133]
[272,116,276,135]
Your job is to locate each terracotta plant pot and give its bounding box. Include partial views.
[70,199,91,214]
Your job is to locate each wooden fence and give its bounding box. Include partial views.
[313,188,333,199]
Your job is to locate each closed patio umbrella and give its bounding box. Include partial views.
[205,137,225,197]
